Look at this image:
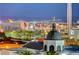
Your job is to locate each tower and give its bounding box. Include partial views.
[67,3,72,37]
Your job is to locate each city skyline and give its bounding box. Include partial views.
[0,3,78,22]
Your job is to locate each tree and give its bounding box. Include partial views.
[45,51,56,55]
[18,49,33,55]
[0,32,7,39]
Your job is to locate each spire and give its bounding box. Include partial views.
[52,23,56,30]
[51,16,56,30]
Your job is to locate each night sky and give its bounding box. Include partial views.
[72,3,79,22]
[0,3,78,22]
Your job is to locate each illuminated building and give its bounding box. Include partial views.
[1,20,28,31]
[67,3,72,37]
[2,22,20,31]
[20,21,27,30]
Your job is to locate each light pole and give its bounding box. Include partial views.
[67,3,72,37]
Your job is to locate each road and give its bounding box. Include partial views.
[0,49,17,55]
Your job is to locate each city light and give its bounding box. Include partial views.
[0,29,4,33]
[0,3,79,55]
[0,20,2,24]
[8,19,14,23]
[0,44,22,49]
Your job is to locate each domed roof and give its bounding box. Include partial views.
[46,23,61,40]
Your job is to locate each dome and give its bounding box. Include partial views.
[46,23,61,40]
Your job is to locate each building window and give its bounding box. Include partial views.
[44,45,47,51]
[49,45,54,51]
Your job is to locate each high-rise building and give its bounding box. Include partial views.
[67,3,72,37]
